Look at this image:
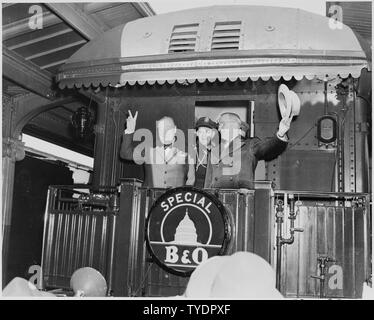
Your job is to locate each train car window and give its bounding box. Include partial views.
[194,99,265,180]
[195,100,249,125]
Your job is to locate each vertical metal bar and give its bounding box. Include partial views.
[127,197,136,295]
[99,215,108,272]
[296,206,301,298]
[40,188,52,289]
[243,194,249,252]
[53,213,63,280]
[141,190,149,295]
[82,213,90,267]
[61,201,69,278]
[332,208,336,263]
[89,214,96,267]
[314,206,319,298]
[352,205,356,296]
[235,192,239,251]
[107,213,116,296]
[250,100,255,138]
[128,187,142,296]
[341,206,345,296]
[324,80,328,114]
[133,190,141,291]
[74,213,83,271]
[324,207,328,254]
[363,198,368,281]
[276,216,282,291]
[68,210,77,275]
[337,102,345,192]
[45,211,55,286]
[353,90,357,192]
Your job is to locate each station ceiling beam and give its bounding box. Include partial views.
[45,3,106,40]
[132,2,156,17]
[3,47,55,100]
[2,12,61,41]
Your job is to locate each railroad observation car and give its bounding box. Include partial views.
[42,6,372,298]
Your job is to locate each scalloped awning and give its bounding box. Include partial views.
[56,5,371,88]
[57,51,369,88]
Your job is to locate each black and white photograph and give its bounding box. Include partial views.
[1,0,372,305]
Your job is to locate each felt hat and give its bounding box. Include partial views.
[289,90,301,117]
[185,252,284,299]
[278,84,300,119]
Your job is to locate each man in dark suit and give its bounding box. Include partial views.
[204,112,290,189]
[120,111,195,188]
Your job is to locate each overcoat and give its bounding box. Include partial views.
[204,135,287,189]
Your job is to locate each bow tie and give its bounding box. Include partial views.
[163,143,173,150]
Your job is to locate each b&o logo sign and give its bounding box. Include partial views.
[146,187,231,276]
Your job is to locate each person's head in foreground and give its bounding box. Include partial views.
[70,267,107,297]
[185,251,283,299]
[2,277,55,297]
[217,112,249,143]
[2,267,107,297]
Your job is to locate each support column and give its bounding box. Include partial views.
[355,70,371,193]
[344,82,356,192]
[2,96,26,285]
[92,97,122,188]
[92,99,108,187]
[354,95,370,192]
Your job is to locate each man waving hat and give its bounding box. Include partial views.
[203,85,299,189]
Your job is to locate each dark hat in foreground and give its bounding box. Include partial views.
[195,117,218,130]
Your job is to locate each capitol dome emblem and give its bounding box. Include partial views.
[146,187,231,276]
[173,209,200,245]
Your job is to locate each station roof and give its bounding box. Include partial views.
[3,2,154,155]
[57,5,370,88]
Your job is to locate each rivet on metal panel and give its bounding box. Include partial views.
[265,25,275,31]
